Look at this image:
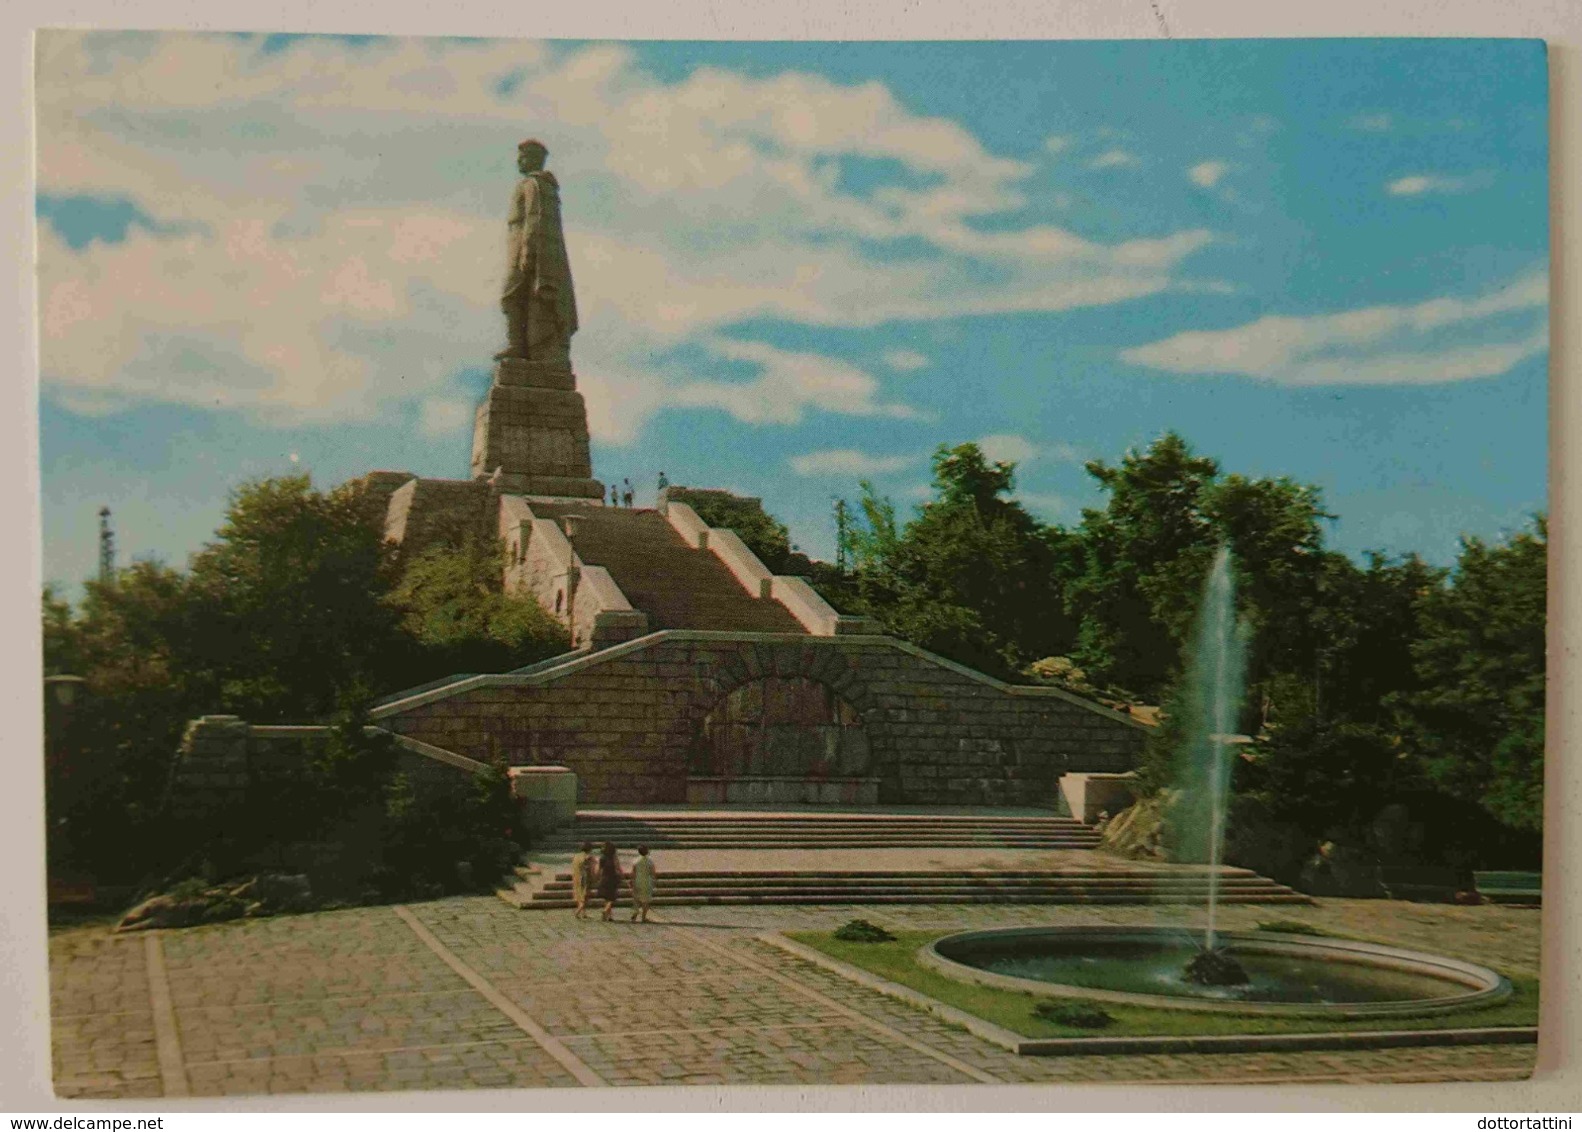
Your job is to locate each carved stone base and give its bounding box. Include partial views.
[487,471,606,501]
[492,357,577,391]
[470,359,604,501]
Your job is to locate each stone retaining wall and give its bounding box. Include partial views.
[375,632,1149,807]
[165,718,482,824]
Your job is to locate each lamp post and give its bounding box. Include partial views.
[45,674,86,709]
[561,516,584,643]
[43,674,91,904]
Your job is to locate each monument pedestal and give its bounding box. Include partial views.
[471,358,604,501]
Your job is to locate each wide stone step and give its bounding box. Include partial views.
[540,841,1101,851]
[526,503,807,634]
[555,830,1098,840]
[551,828,1097,835]
[520,860,1310,908]
[565,825,1094,835]
[535,875,1284,891]
[535,885,1296,901]
[524,892,1312,909]
[544,872,1259,879]
[537,872,1265,891]
[571,814,1084,825]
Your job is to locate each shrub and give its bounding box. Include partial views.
[377,762,521,899]
[1255,919,1327,936]
[833,919,896,943]
[1032,1000,1114,1029]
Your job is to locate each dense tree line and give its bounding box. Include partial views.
[824,434,1544,869]
[43,474,567,887]
[42,439,1545,890]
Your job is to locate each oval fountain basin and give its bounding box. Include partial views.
[921,927,1511,1017]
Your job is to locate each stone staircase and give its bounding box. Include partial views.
[528,504,807,634]
[541,810,1104,850]
[509,866,1308,909]
[505,809,1312,908]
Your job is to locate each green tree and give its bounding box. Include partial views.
[40,475,565,885]
[185,475,405,720]
[1065,432,1331,707]
[1399,518,1547,832]
[839,444,1075,677]
[391,538,569,676]
[1064,433,1222,697]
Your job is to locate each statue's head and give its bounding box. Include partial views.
[517,138,548,173]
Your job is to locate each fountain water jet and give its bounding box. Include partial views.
[1176,545,1249,981]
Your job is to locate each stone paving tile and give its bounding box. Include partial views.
[563,1023,978,1087]
[50,894,1542,1097]
[183,1038,580,1096]
[49,925,161,1098]
[51,924,151,1018]
[503,972,836,1038]
[175,989,524,1064]
[55,1075,166,1100]
[158,908,461,1008]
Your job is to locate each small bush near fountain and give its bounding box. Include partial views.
[833,919,896,943]
[1032,1000,1114,1029]
[1256,919,1328,936]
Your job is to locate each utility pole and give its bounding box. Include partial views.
[832,498,849,574]
[97,506,115,584]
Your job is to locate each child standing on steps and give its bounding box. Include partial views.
[630,845,656,922]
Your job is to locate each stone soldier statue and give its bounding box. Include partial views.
[496,138,578,364]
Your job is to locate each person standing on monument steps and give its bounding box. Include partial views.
[496,138,577,364]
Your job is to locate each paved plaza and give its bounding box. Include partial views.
[49,896,1540,1099]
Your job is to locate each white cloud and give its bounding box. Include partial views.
[881,348,930,372]
[975,433,1085,465]
[36,31,1214,440]
[1386,173,1475,197]
[976,433,1038,465]
[1044,135,1071,156]
[1087,149,1140,170]
[788,449,917,477]
[1189,161,1229,189]
[670,339,923,426]
[1121,271,1548,386]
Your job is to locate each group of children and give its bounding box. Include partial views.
[568,841,657,922]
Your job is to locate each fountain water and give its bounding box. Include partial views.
[1174,545,1249,976]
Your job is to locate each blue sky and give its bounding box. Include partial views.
[36,34,1547,590]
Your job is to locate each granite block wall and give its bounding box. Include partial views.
[378,633,1149,807]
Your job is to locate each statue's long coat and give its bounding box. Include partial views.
[502,169,578,344]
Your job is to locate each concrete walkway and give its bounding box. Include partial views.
[49,897,1539,1098]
